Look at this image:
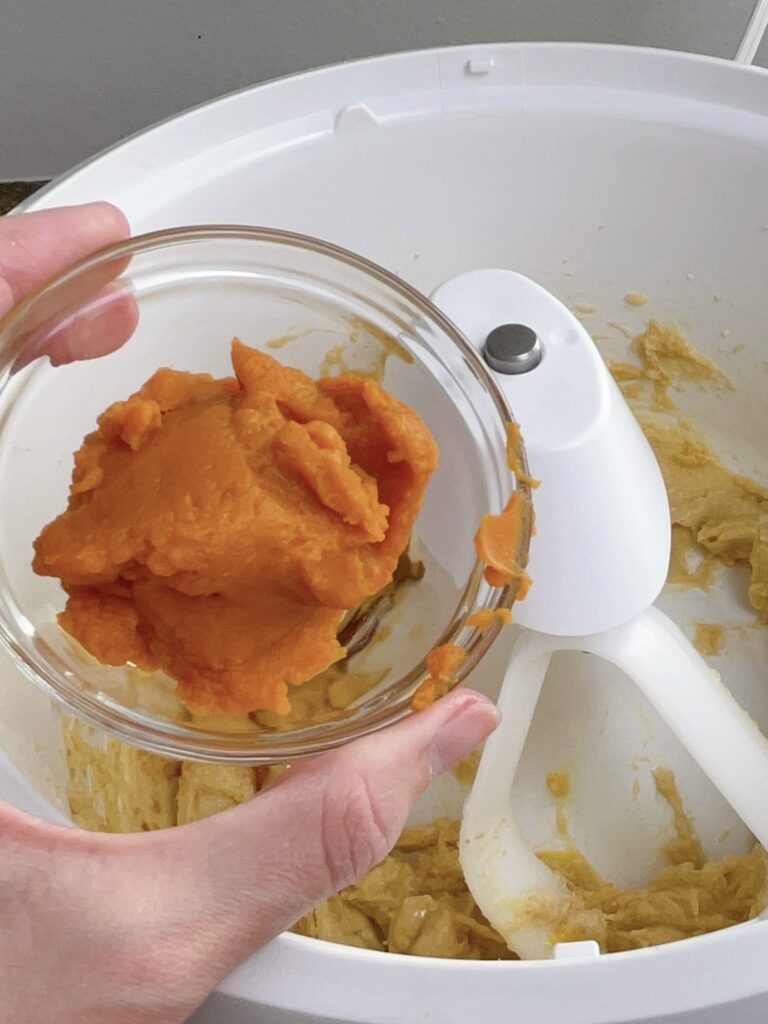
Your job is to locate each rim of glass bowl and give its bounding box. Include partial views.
[0,225,532,762]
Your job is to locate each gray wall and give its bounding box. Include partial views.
[1,0,765,179]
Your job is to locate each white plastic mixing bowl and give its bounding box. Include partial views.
[5,42,768,1024]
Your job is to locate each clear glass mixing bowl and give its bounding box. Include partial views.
[0,227,530,762]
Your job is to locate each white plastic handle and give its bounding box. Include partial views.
[460,606,768,959]
[460,643,562,960]
[430,269,671,636]
[575,607,768,844]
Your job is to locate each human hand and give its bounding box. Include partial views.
[0,205,499,1024]
[0,202,136,367]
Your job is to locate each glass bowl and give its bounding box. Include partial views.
[0,226,530,762]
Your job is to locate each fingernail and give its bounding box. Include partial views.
[427,693,500,777]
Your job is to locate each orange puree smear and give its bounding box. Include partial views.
[474,489,533,595]
[466,607,512,629]
[505,421,539,489]
[33,340,438,715]
[412,643,467,711]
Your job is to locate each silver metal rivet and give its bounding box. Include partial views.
[483,324,543,374]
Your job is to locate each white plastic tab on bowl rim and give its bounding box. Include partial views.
[553,941,602,960]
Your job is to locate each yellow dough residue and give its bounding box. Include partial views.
[667,524,719,589]
[692,621,726,657]
[64,716,284,832]
[609,322,768,623]
[318,318,414,382]
[451,747,482,786]
[631,319,733,402]
[294,818,516,959]
[63,717,182,832]
[546,769,572,838]
[640,419,768,622]
[539,769,767,952]
[176,763,263,826]
[546,770,571,799]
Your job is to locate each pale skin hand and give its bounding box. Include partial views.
[0,204,500,1024]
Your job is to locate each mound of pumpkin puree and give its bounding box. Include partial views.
[33,340,439,714]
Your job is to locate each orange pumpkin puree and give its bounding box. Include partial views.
[465,607,512,629]
[33,340,439,715]
[505,421,539,490]
[474,489,533,595]
[411,643,467,711]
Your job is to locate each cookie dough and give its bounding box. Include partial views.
[611,322,768,623]
[631,319,733,401]
[539,769,767,952]
[295,818,516,959]
[693,622,726,657]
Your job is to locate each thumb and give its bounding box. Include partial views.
[0,202,130,315]
[145,689,498,972]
